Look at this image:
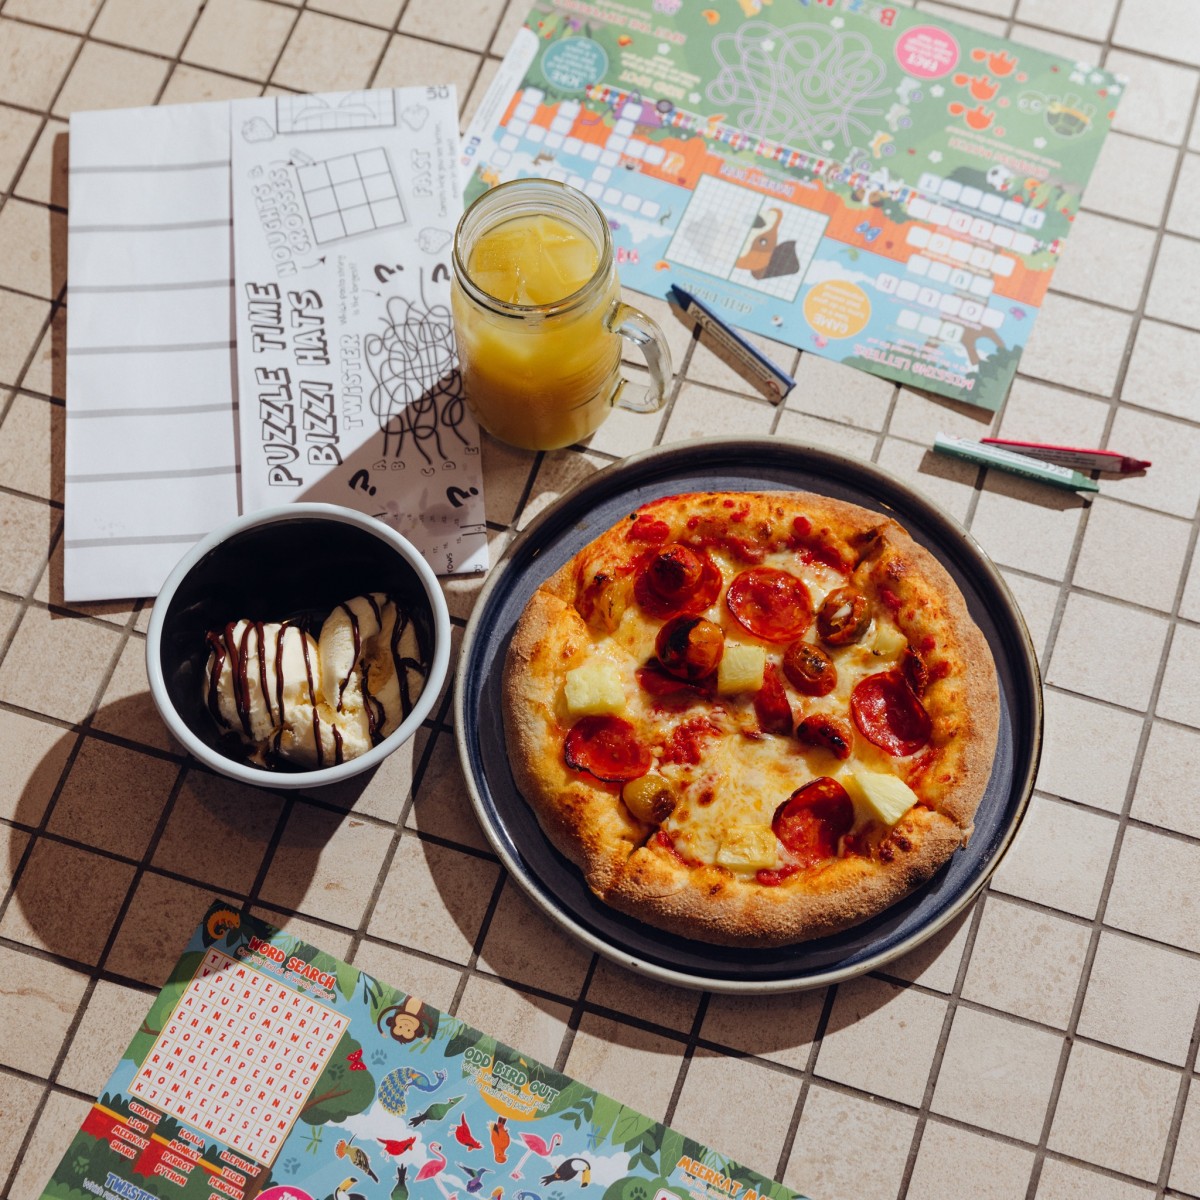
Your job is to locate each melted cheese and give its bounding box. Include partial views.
[574,541,925,876]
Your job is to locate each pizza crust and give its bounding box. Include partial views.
[501,490,1000,947]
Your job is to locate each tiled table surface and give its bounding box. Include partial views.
[1,0,1199,1197]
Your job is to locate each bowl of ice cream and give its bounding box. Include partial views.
[146,503,451,788]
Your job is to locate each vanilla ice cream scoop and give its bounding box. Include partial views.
[203,592,428,769]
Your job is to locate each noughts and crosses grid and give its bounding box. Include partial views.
[129,949,349,1166]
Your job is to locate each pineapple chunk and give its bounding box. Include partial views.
[842,769,918,827]
[717,642,766,694]
[872,621,908,657]
[715,824,779,871]
[563,660,626,716]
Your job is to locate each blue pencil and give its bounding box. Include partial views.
[671,284,795,403]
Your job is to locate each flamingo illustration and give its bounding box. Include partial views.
[417,1143,456,1200]
[510,1133,562,1181]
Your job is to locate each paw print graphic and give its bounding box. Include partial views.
[371,1048,389,1066]
[283,1157,302,1176]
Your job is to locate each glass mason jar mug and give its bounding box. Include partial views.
[450,178,672,452]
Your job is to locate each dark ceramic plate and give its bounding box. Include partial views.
[454,438,1042,992]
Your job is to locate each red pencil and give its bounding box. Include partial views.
[981,438,1150,474]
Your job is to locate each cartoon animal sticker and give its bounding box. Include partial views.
[735,209,800,280]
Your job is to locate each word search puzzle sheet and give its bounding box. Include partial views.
[462,0,1123,410]
[42,904,815,1200]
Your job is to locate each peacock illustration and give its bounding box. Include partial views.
[378,1066,449,1115]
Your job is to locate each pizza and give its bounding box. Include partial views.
[502,491,999,946]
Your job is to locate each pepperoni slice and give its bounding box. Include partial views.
[634,545,723,619]
[851,669,932,757]
[563,714,651,782]
[626,515,671,544]
[756,863,801,886]
[771,777,855,867]
[726,567,812,642]
[753,662,793,735]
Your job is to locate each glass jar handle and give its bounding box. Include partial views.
[606,302,672,413]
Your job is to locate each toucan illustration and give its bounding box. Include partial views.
[540,1158,592,1187]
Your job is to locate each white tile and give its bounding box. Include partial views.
[816,976,946,1106]
[1048,1041,1179,1180]
[1047,593,1168,709]
[1049,211,1156,309]
[786,351,895,430]
[1081,132,1179,225]
[875,435,978,524]
[931,1006,1062,1140]
[1097,407,1200,519]
[1018,294,1132,396]
[1038,1158,1157,1199]
[970,475,1085,581]
[907,1120,1035,1200]
[672,1048,800,1178]
[786,1086,915,1200]
[1171,1084,1200,1195]
[1122,320,1200,420]
[1073,498,1191,610]
[1107,824,1200,952]
[1157,623,1200,728]
[564,1013,680,1121]
[1167,154,1200,236]
[1113,0,1200,66]
[1001,570,1060,663]
[991,794,1118,918]
[1036,690,1143,812]
[1132,721,1200,837]
[962,895,1090,1027]
[1016,0,1116,40]
[1105,50,1199,145]
[700,988,825,1069]
[1077,929,1200,1064]
[1146,235,1200,330]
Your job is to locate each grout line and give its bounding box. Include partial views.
[894,894,990,1199]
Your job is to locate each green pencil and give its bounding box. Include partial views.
[933,433,1099,493]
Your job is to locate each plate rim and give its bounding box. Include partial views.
[454,434,1043,993]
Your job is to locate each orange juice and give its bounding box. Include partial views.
[451,180,671,452]
[452,213,621,450]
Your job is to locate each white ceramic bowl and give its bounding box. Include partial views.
[146,503,451,788]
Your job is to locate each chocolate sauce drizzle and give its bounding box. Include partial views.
[204,593,426,770]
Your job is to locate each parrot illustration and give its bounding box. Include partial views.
[489,1117,511,1164]
[411,1095,465,1127]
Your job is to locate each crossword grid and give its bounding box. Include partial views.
[668,176,827,301]
[297,149,407,244]
[129,950,348,1166]
[276,91,396,133]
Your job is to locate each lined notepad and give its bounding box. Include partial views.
[65,103,239,603]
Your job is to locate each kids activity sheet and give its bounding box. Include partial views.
[461,0,1124,411]
[38,904,813,1200]
[232,87,488,578]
